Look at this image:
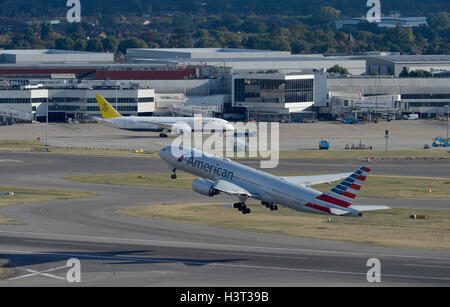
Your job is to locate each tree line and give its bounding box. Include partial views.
[0,6,448,55]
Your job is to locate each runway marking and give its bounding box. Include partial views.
[9,266,68,281]
[405,264,450,269]
[1,248,449,282]
[0,230,449,261]
[208,251,307,260]
[25,240,115,248]
[0,159,22,163]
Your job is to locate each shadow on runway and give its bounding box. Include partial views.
[0,250,245,269]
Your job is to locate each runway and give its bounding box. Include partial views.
[0,151,449,286]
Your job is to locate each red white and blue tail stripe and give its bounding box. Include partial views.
[305,167,371,215]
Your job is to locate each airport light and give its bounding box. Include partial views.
[45,97,49,146]
[247,105,254,122]
[115,81,119,110]
[447,104,449,142]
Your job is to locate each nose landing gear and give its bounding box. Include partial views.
[171,168,177,179]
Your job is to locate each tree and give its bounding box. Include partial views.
[428,12,450,29]
[73,39,87,51]
[319,6,340,22]
[328,65,350,75]
[102,36,119,52]
[40,22,53,40]
[85,39,103,52]
[118,38,148,54]
[55,37,75,50]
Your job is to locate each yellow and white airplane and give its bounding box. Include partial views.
[95,95,235,138]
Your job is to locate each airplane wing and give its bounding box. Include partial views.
[279,173,352,187]
[213,179,253,197]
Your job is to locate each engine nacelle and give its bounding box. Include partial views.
[192,178,219,197]
[171,123,192,135]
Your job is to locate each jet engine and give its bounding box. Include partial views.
[171,123,192,135]
[192,178,219,197]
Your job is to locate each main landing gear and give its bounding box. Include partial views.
[233,202,251,215]
[159,133,168,138]
[171,168,177,180]
[262,201,278,211]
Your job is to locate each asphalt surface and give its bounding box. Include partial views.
[0,151,449,286]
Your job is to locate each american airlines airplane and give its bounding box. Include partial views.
[94,95,235,138]
[159,146,390,217]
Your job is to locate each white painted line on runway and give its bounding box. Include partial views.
[0,230,449,261]
[1,248,449,282]
[405,264,450,269]
[0,159,22,163]
[208,251,307,260]
[25,239,115,248]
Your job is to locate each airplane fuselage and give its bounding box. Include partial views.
[159,146,363,217]
[98,116,234,133]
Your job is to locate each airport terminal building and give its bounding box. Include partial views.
[0,83,155,122]
[1,48,450,122]
[232,73,326,121]
[327,77,450,118]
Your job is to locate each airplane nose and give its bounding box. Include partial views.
[158,146,170,159]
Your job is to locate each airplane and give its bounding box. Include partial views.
[94,95,235,138]
[159,146,390,217]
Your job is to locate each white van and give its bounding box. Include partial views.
[408,114,419,120]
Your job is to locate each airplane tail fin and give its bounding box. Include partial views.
[315,166,371,208]
[95,95,122,119]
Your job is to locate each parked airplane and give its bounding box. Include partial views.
[95,95,235,138]
[159,146,390,217]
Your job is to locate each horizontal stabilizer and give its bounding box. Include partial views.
[329,208,351,216]
[350,206,391,212]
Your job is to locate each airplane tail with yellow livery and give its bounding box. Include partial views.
[95,95,122,119]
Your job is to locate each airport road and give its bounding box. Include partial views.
[0,151,449,286]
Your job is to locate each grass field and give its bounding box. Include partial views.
[0,266,7,279]
[0,186,96,225]
[276,149,450,160]
[121,203,450,250]
[1,140,449,160]
[63,173,450,199]
[0,140,158,158]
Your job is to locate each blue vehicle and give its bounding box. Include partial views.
[432,137,450,147]
[319,140,330,150]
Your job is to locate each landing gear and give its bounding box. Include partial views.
[233,202,251,215]
[262,201,278,211]
[159,133,168,138]
[171,168,177,180]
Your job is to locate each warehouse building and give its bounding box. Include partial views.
[356,55,450,76]
[327,76,450,118]
[0,49,114,65]
[333,17,427,30]
[126,48,367,75]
